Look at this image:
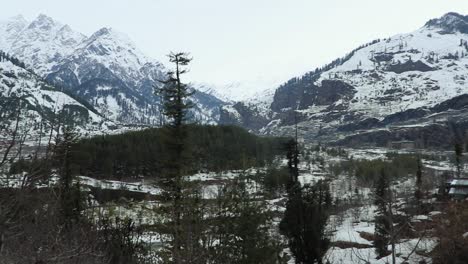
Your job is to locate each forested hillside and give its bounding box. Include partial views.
[72,125,288,179]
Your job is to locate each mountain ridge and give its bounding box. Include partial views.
[0,14,225,126]
[219,12,468,148]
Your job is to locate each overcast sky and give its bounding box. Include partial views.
[2,0,468,95]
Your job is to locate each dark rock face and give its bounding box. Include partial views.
[270,79,309,112]
[380,108,430,126]
[271,79,356,112]
[337,118,380,132]
[385,60,434,74]
[277,109,308,126]
[300,80,356,108]
[333,94,468,134]
[373,53,393,62]
[432,94,468,112]
[267,79,356,131]
[335,121,468,150]
[46,67,80,89]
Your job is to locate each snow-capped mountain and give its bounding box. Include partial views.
[195,78,283,103]
[0,14,224,125]
[45,26,167,124]
[221,12,468,148]
[49,27,165,94]
[0,15,28,51]
[0,54,109,135]
[1,14,86,76]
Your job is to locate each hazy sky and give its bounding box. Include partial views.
[2,0,468,95]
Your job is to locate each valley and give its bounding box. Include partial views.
[1,9,468,264]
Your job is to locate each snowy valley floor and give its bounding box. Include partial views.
[0,146,463,263]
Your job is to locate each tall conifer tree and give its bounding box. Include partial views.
[280,119,331,264]
[374,169,391,258]
[156,52,196,263]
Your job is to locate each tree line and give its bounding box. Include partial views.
[0,50,26,69]
[69,124,287,180]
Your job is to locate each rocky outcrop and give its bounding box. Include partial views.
[300,80,356,108]
[432,94,468,112]
[335,121,468,150]
[385,60,434,74]
[270,78,311,112]
[380,108,430,126]
[425,12,468,34]
[337,118,380,132]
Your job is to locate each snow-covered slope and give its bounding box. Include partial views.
[195,80,279,102]
[45,26,167,124]
[221,12,468,147]
[0,14,224,126]
[0,15,28,51]
[0,14,86,76]
[51,27,165,94]
[0,57,109,134]
[314,18,468,119]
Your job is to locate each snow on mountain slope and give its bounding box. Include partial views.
[195,79,281,103]
[314,22,468,121]
[44,26,167,125]
[0,15,28,50]
[192,83,235,103]
[1,14,86,76]
[220,12,468,146]
[57,27,165,93]
[0,58,109,134]
[0,14,225,126]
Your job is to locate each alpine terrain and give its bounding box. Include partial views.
[221,12,468,149]
[1,7,468,264]
[0,14,225,127]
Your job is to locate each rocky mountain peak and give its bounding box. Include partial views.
[88,27,131,43]
[0,15,28,48]
[27,14,58,30]
[1,14,86,75]
[91,27,112,38]
[425,12,468,33]
[82,27,139,57]
[55,24,86,46]
[1,14,223,126]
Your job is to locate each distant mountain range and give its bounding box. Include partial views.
[2,12,468,149]
[0,14,225,126]
[220,12,468,149]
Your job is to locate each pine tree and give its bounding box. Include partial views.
[374,169,391,258]
[280,181,332,264]
[415,156,423,201]
[212,178,285,264]
[285,138,299,189]
[53,125,83,225]
[454,142,463,178]
[155,52,197,263]
[280,132,331,263]
[157,52,194,129]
